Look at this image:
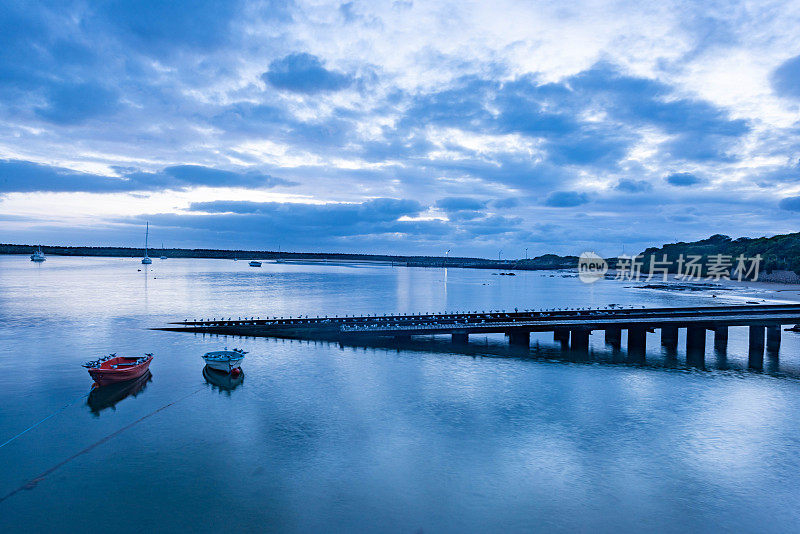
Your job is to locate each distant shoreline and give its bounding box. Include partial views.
[0,244,577,271]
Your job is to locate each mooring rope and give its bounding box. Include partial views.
[0,392,91,450]
[0,385,203,505]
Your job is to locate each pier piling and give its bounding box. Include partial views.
[627,327,646,363]
[660,326,679,349]
[749,325,765,370]
[508,330,530,347]
[604,327,621,348]
[554,328,570,348]
[766,325,781,353]
[452,333,469,345]
[713,326,728,352]
[686,326,706,367]
[570,328,590,353]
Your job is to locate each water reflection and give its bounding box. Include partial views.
[203,365,244,393]
[201,331,800,379]
[87,370,152,415]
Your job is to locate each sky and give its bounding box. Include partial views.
[1,0,799,258]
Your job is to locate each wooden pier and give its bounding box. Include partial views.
[158,304,800,368]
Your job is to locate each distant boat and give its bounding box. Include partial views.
[83,353,153,386]
[159,241,167,259]
[30,246,46,262]
[249,260,262,267]
[142,222,152,264]
[202,348,246,374]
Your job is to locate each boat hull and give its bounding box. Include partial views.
[203,358,243,372]
[88,356,153,386]
[202,351,245,373]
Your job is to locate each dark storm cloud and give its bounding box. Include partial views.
[771,55,800,100]
[0,160,295,193]
[189,198,424,222]
[779,196,800,211]
[544,191,590,207]
[263,53,355,93]
[34,82,121,124]
[135,198,436,243]
[435,197,487,212]
[615,179,653,193]
[665,172,704,187]
[134,197,524,249]
[90,0,246,54]
[0,0,791,256]
[393,62,748,180]
[492,198,520,209]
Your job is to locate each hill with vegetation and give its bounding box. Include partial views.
[639,233,800,276]
[3,232,799,276]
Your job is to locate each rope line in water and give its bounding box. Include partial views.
[0,392,91,450]
[0,386,203,505]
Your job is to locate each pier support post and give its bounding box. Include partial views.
[508,330,530,347]
[570,328,590,353]
[627,327,646,363]
[686,326,706,367]
[604,327,621,348]
[452,333,469,345]
[661,326,679,349]
[554,328,570,348]
[749,325,765,370]
[713,326,728,352]
[766,325,781,353]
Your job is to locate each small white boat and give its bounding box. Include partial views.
[30,246,46,262]
[202,349,247,373]
[249,261,262,267]
[142,222,152,264]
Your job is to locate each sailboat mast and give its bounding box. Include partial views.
[145,222,149,257]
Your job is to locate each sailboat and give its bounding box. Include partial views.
[142,222,152,264]
[159,242,167,260]
[30,245,46,262]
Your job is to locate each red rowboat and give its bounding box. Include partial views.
[84,353,153,386]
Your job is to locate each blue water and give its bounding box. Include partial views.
[1,256,800,532]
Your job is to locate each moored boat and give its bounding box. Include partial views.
[30,246,46,262]
[142,222,152,264]
[202,348,246,374]
[249,260,262,267]
[83,353,153,386]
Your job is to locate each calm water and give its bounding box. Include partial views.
[2,256,800,532]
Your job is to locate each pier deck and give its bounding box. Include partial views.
[158,303,798,338]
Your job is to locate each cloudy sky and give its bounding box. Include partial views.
[1,0,799,257]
